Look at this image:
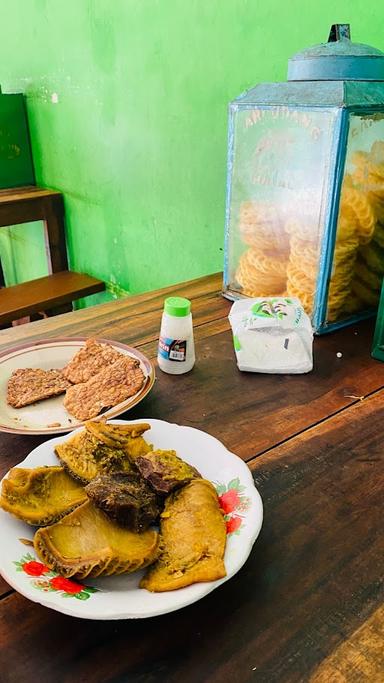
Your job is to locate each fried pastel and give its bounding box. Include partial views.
[55,422,151,483]
[0,466,87,526]
[62,338,124,384]
[63,356,145,421]
[7,368,71,408]
[85,472,160,531]
[140,479,226,592]
[135,449,201,495]
[34,500,159,579]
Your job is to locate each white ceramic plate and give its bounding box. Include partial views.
[0,419,263,619]
[0,337,155,435]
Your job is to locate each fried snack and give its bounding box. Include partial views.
[341,295,364,316]
[0,466,87,526]
[135,449,201,495]
[285,283,314,314]
[289,235,319,268]
[34,500,159,579]
[236,249,287,297]
[339,185,376,244]
[140,479,226,592]
[336,214,360,241]
[333,236,360,265]
[359,240,384,274]
[85,472,160,531]
[85,419,150,450]
[62,338,124,384]
[286,263,316,293]
[354,260,383,291]
[63,356,145,421]
[351,278,380,308]
[246,247,288,277]
[55,422,151,483]
[327,291,351,322]
[373,222,384,249]
[238,201,289,251]
[7,368,71,408]
[285,219,319,243]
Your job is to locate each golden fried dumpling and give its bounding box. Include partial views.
[34,500,159,579]
[0,466,87,526]
[55,421,151,483]
[140,479,226,592]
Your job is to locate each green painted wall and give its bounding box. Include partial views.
[0,1,382,299]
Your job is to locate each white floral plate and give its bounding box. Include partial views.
[0,337,155,435]
[0,419,263,619]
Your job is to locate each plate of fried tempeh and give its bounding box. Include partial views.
[0,337,155,435]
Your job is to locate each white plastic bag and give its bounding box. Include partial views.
[228,297,313,374]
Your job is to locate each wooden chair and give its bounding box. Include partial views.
[0,185,105,326]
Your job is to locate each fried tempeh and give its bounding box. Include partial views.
[63,356,145,420]
[7,368,71,408]
[62,338,124,384]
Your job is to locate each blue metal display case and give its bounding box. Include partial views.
[223,24,384,333]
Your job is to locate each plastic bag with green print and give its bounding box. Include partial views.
[228,297,313,374]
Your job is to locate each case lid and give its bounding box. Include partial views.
[288,24,384,82]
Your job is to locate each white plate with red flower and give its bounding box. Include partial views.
[0,419,263,619]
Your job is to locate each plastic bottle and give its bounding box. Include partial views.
[157,297,195,374]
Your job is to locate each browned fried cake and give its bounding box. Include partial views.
[63,356,145,420]
[140,479,226,592]
[34,500,159,579]
[7,368,71,408]
[85,472,160,531]
[135,449,201,494]
[62,338,124,384]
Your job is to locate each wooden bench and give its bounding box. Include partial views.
[0,185,105,325]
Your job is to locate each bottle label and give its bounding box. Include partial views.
[159,336,187,362]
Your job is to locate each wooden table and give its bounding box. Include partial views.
[1,272,384,683]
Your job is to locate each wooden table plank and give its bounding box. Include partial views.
[0,316,383,480]
[0,272,225,347]
[0,578,10,596]
[131,318,384,458]
[0,392,383,683]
